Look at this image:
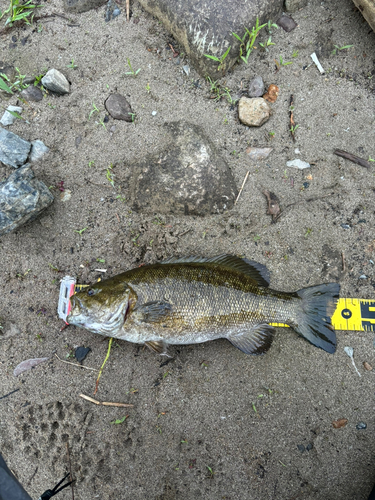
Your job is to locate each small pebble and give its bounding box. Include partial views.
[248,76,264,98]
[75,346,91,362]
[303,182,309,189]
[41,68,70,94]
[359,275,367,279]
[356,422,367,430]
[276,14,298,32]
[152,111,157,116]
[286,159,310,170]
[363,361,372,371]
[341,224,350,229]
[297,444,305,453]
[60,190,71,202]
[306,443,313,451]
[30,140,49,162]
[21,85,43,102]
[105,93,133,122]
[183,65,190,76]
[0,106,23,126]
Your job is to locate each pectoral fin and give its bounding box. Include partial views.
[145,340,168,355]
[228,324,274,355]
[133,301,172,324]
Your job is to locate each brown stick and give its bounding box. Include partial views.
[80,393,134,407]
[334,149,372,169]
[341,251,346,272]
[126,0,130,21]
[289,94,295,142]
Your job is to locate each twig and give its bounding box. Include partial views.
[289,94,295,142]
[80,393,134,407]
[0,388,19,401]
[334,149,372,169]
[94,338,113,395]
[168,43,176,54]
[341,251,346,272]
[179,228,192,237]
[126,0,129,21]
[66,443,74,500]
[234,171,249,205]
[54,353,98,372]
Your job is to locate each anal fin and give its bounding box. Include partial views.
[228,324,274,355]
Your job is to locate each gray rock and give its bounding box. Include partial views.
[248,76,264,97]
[0,127,31,168]
[30,140,49,162]
[63,0,106,13]
[105,0,121,21]
[276,14,298,32]
[105,94,133,121]
[0,164,54,237]
[246,147,273,160]
[137,0,283,78]
[21,85,43,102]
[284,0,308,12]
[238,97,271,127]
[41,69,70,94]
[128,121,237,215]
[0,106,23,126]
[286,159,310,169]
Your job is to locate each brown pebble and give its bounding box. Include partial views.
[263,84,279,103]
[363,361,373,371]
[332,418,348,429]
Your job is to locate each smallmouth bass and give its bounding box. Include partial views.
[67,255,340,355]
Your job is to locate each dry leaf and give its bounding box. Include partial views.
[332,418,348,429]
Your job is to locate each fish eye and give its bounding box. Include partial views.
[87,289,96,296]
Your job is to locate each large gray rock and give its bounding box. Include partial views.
[0,127,31,168]
[138,0,283,78]
[63,0,106,13]
[0,164,54,237]
[127,121,237,215]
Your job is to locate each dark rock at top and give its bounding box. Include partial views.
[0,164,54,237]
[137,0,283,78]
[127,121,237,215]
[63,0,106,13]
[105,94,133,121]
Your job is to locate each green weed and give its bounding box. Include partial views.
[67,58,77,69]
[125,58,141,77]
[233,17,266,64]
[331,44,353,55]
[0,0,41,27]
[204,45,231,72]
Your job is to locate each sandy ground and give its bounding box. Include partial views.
[0,0,375,498]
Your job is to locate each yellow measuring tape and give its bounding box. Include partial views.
[271,298,375,331]
[74,283,375,332]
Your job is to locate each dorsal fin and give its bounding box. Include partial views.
[160,254,270,287]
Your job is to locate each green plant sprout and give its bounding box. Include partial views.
[304,228,312,238]
[278,55,293,67]
[145,82,150,92]
[67,59,77,69]
[233,17,266,64]
[259,36,275,52]
[88,160,95,167]
[74,227,87,235]
[290,124,299,134]
[267,20,278,33]
[89,102,100,119]
[106,165,114,187]
[98,117,106,129]
[292,49,299,58]
[0,0,42,27]
[368,156,375,162]
[128,112,136,122]
[332,44,353,55]
[269,131,275,137]
[125,58,141,77]
[110,415,128,425]
[204,46,231,72]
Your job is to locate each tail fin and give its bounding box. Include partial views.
[294,283,340,353]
